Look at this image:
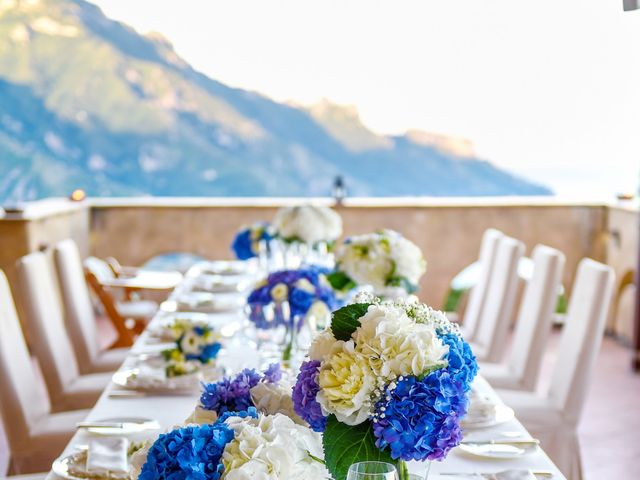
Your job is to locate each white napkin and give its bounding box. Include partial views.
[86,438,129,474]
[494,471,537,480]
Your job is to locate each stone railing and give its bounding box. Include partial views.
[1,196,637,339]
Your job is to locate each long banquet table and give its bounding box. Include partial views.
[46,264,567,479]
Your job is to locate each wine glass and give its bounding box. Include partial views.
[346,462,399,480]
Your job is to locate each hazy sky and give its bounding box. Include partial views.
[92,0,640,198]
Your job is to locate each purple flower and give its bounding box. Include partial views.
[200,368,261,415]
[263,363,283,383]
[372,370,466,462]
[292,360,326,432]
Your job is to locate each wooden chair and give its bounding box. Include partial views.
[0,269,88,474]
[84,269,147,348]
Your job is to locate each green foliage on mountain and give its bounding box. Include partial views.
[0,0,550,202]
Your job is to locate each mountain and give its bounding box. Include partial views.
[0,0,551,202]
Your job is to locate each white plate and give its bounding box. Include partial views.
[112,368,201,393]
[458,441,538,459]
[461,404,515,429]
[81,416,160,436]
[52,451,130,480]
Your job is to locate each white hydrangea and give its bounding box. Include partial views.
[353,304,449,379]
[335,229,426,292]
[221,413,328,480]
[273,205,342,244]
[308,328,337,361]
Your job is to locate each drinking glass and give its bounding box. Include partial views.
[346,462,399,480]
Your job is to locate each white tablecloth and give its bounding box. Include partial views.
[45,270,566,479]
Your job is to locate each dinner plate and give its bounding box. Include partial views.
[112,368,201,393]
[52,451,131,480]
[80,416,160,436]
[457,441,538,459]
[461,404,515,429]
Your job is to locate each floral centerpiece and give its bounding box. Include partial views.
[161,320,222,377]
[328,229,426,297]
[248,267,339,361]
[273,205,342,246]
[133,408,328,480]
[292,292,477,480]
[248,267,338,326]
[231,221,274,260]
[185,363,304,426]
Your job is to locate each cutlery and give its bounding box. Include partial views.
[76,420,159,430]
[461,439,540,447]
[437,470,554,478]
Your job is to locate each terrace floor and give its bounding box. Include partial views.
[1,326,639,478]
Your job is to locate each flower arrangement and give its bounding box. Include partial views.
[189,363,303,425]
[135,409,329,480]
[231,221,274,260]
[329,229,426,295]
[161,320,222,377]
[247,267,338,329]
[292,292,477,480]
[273,205,342,246]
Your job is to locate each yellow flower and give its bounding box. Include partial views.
[270,282,289,302]
[317,340,375,425]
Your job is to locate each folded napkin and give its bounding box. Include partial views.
[86,438,129,474]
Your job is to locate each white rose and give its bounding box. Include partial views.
[179,330,203,355]
[250,381,305,425]
[274,205,342,244]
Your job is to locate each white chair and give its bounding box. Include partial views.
[17,252,112,412]
[460,228,504,341]
[469,235,525,362]
[0,270,88,474]
[54,240,129,373]
[479,244,565,390]
[498,258,615,480]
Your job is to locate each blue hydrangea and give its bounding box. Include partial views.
[292,360,326,432]
[439,332,478,392]
[372,370,466,461]
[138,423,233,480]
[231,222,273,260]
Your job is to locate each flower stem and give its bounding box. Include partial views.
[397,460,409,480]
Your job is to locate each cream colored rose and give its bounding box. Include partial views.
[316,340,376,425]
[250,381,305,425]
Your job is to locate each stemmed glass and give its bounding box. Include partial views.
[346,462,399,480]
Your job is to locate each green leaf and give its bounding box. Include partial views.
[331,303,371,341]
[323,415,395,480]
[387,275,418,294]
[327,271,357,292]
